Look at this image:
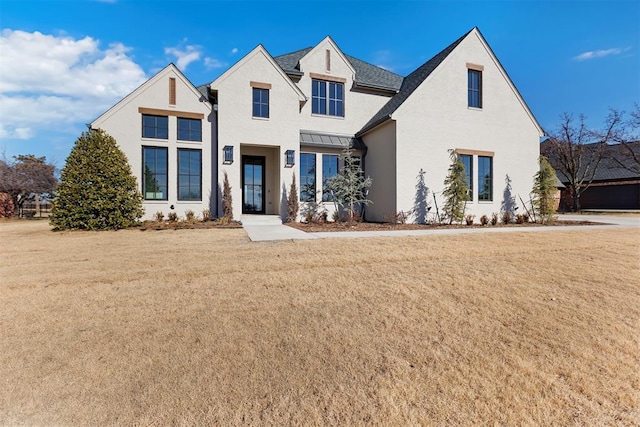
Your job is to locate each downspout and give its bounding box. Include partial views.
[361,141,369,221]
[211,88,220,218]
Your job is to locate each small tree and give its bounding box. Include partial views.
[326,146,372,222]
[0,154,57,216]
[287,172,299,222]
[222,171,233,220]
[441,149,470,224]
[531,156,558,224]
[50,129,143,230]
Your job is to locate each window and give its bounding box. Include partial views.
[252,88,269,118]
[300,153,316,202]
[312,79,343,117]
[478,156,493,201]
[177,117,202,141]
[322,154,339,201]
[468,69,482,108]
[178,149,202,201]
[460,154,473,200]
[142,114,168,139]
[142,147,168,200]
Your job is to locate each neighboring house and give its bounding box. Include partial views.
[544,141,640,210]
[91,27,543,222]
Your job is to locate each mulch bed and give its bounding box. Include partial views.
[138,220,243,231]
[287,219,604,233]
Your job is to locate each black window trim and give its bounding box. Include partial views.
[177,117,202,142]
[177,148,202,201]
[142,145,168,201]
[142,114,169,139]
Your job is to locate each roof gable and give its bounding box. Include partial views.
[91,63,210,127]
[358,27,544,136]
[297,36,356,77]
[273,44,403,92]
[210,45,306,101]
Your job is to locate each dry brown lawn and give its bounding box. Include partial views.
[1,220,639,426]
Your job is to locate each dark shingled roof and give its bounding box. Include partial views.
[357,29,472,136]
[273,48,403,92]
[542,140,640,182]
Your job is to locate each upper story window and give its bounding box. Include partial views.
[468,68,482,109]
[252,87,269,118]
[142,114,168,139]
[312,79,344,117]
[478,156,493,201]
[142,146,168,200]
[460,154,473,200]
[177,117,202,141]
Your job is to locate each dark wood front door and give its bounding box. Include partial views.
[242,156,265,214]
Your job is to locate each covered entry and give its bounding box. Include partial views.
[240,145,280,215]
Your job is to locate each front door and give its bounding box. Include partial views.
[242,155,265,214]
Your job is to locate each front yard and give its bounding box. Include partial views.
[1,220,638,425]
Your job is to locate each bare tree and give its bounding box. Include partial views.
[612,104,640,174]
[0,154,57,216]
[541,111,623,211]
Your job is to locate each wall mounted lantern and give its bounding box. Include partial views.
[285,150,295,167]
[223,146,234,164]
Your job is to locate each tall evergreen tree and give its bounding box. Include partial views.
[287,172,299,222]
[50,129,143,230]
[222,171,233,220]
[441,149,470,224]
[531,156,558,224]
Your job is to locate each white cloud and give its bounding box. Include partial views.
[372,50,397,72]
[573,47,630,61]
[0,29,147,149]
[164,45,201,71]
[231,47,238,55]
[204,57,227,70]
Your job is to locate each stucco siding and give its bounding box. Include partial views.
[392,32,541,222]
[362,120,397,222]
[212,48,302,218]
[91,65,213,221]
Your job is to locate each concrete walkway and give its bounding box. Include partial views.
[242,213,639,242]
[241,215,317,242]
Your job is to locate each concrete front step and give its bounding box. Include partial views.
[240,214,283,226]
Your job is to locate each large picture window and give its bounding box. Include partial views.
[142,146,168,200]
[142,114,168,139]
[178,149,202,201]
[252,88,269,118]
[312,79,344,117]
[468,69,482,108]
[460,154,473,200]
[177,117,202,141]
[322,154,339,201]
[478,156,493,201]
[300,153,316,202]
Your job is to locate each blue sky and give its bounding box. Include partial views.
[1,0,638,167]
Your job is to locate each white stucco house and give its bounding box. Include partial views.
[91,27,543,223]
